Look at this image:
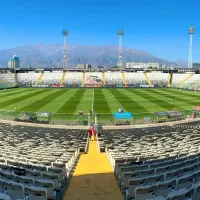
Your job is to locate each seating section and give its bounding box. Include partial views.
[125,73,147,86]
[16,71,200,88]
[105,72,123,85]
[0,123,88,200]
[0,74,16,88]
[181,74,200,90]
[171,74,191,87]
[17,73,41,87]
[148,72,168,87]
[40,72,62,85]
[97,124,200,199]
[84,72,103,87]
[63,72,82,86]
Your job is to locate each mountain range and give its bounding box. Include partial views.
[0,43,183,68]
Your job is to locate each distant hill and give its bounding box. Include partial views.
[0,43,177,68]
[175,59,188,68]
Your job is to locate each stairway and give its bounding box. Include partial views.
[60,71,67,84]
[35,73,44,87]
[81,72,85,87]
[122,72,127,86]
[63,137,123,200]
[102,72,106,86]
[144,72,151,87]
[177,74,194,87]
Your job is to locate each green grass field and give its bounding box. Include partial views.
[0,88,199,123]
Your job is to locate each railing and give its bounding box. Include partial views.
[0,109,197,126]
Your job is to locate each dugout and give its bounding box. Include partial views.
[113,112,133,125]
[36,112,52,124]
[155,110,184,123]
[16,111,37,122]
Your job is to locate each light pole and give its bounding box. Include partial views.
[117,29,124,69]
[188,26,195,69]
[62,29,69,70]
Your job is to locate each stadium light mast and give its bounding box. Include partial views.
[62,29,69,70]
[188,26,195,69]
[117,29,124,69]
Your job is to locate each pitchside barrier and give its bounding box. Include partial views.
[18,84,158,88]
[0,109,196,126]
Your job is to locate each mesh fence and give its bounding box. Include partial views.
[0,109,196,126]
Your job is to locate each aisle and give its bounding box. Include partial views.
[63,137,123,200]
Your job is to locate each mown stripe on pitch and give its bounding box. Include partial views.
[164,89,200,99]
[0,89,51,109]
[19,89,67,112]
[57,89,86,113]
[93,89,111,113]
[129,89,182,110]
[149,89,198,106]
[0,88,34,99]
[109,89,148,113]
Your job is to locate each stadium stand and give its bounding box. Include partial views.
[96,124,200,200]
[17,73,41,87]
[0,123,88,200]
[84,72,103,87]
[147,72,168,87]
[0,73,16,88]
[105,72,123,86]
[124,72,147,86]
[181,74,200,90]
[171,73,193,88]
[16,71,173,88]
[39,72,62,86]
[63,72,82,86]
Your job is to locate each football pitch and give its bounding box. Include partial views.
[0,88,199,121]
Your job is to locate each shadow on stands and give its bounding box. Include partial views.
[63,172,123,200]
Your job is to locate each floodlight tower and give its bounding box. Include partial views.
[188,26,195,69]
[117,29,124,69]
[62,29,69,70]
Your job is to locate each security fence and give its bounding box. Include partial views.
[0,109,197,126]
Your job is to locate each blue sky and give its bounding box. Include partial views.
[0,0,199,61]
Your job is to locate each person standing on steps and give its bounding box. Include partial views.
[92,124,98,140]
[88,128,93,141]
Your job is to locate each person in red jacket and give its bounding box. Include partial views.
[88,128,92,141]
[92,126,97,140]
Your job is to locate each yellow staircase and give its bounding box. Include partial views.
[168,73,171,87]
[144,72,151,87]
[35,73,44,86]
[63,137,123,200]
[60,71,67,84]
[102,72,106,86]
[81,72,85,87]
[122,72,127,86]
[177,74,194,87]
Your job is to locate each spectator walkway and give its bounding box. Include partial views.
[63,136,123,200]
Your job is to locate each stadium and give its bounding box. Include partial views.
[0,68,199,200]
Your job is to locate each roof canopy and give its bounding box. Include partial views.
[113,112,133,119]
[37,112,52,117]
[17,111,36,121]
[155,111,183,117]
